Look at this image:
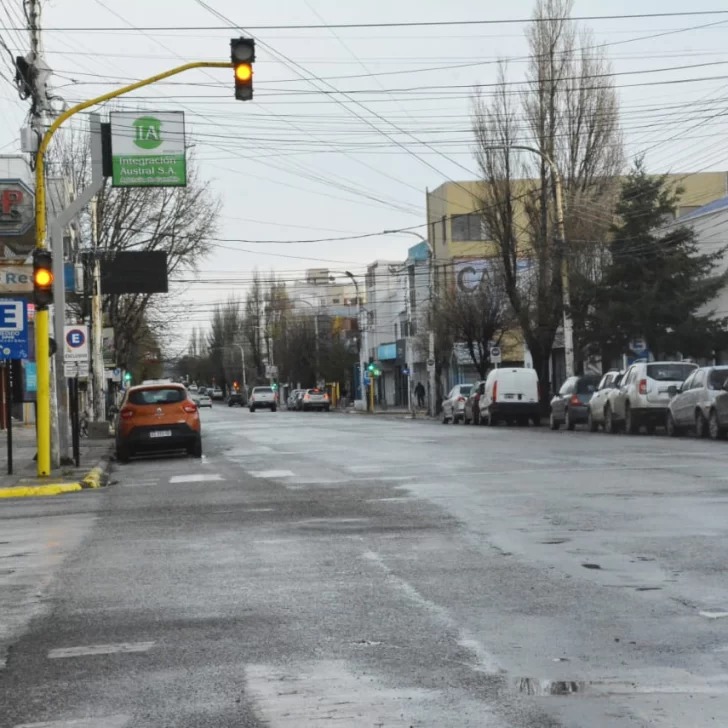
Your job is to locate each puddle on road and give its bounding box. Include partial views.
[515,679,586,696]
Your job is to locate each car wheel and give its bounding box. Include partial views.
[531,415,541,427]
[549,412,560,430]
[587,409,598,433]
[645,422,656,436]
[666,411,680,437]
[228,402,233,407]
[473,408,480,426]
[441,410,448,424]
[250,406,255,413]
[709,410,724,440]
[189,436,202,458]
[271,406,277,413]
[116,440,130,463]
[486,410,497,427]
[695,410,708,439]
[565,409,575,431]
[625,404,639,435]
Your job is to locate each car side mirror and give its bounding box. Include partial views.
[109,405,119,415]
[667,385,679,397]
[723,380,728,393]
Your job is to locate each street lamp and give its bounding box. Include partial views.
[345,271,368,408]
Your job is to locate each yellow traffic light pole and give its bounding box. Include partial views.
[34,61,232,476]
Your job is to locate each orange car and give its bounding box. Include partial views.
[116,383,202,462]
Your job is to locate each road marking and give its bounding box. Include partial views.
[250,470,294,478]
[15,718,130,728]
[48,641,155,659]
[169,474,223,483]
[700,611,728,619]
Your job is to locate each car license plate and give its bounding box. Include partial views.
[150,430,172,438]
[504,393,514,399]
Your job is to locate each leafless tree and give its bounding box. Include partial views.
[431,268,511,378]
[472,0,622,396]
[47,127,221,370]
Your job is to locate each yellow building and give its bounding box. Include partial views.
[426,171,728,365]
[427,172,728,264]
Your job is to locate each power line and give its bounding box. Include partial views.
[4,10,728,31]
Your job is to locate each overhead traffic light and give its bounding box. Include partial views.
[231,37,255,101]
[124,372,132,385]
[32,248,54,311]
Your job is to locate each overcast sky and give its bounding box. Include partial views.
[2,0,728,347]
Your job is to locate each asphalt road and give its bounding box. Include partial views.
[2,406,728,727]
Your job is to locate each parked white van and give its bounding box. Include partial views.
[478,367,541,426]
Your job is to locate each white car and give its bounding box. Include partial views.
[197,393,212,408]
[586,370,623,432]
[603,360,697,435]
[478,367,541,426]
[441,384,473,424]
[249,386,278,412]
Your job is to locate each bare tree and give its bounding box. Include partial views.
[243,271,266,381]
[48,127,220,370]
[472,0,622,397]
[432,269,511,378]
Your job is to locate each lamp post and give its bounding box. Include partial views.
[345,271,367,408]
[383,230,435,417]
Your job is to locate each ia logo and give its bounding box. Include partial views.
[132,116,163,150]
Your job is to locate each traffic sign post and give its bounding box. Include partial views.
[490,346,502,367]
[0,299,29,361]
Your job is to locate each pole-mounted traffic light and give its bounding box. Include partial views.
[33,248,54,311]
[231,37,255,101]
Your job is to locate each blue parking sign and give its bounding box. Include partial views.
[0,299,28,360]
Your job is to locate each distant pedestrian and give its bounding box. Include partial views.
[414,381,426,409]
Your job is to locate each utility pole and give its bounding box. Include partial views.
[90,197,104,422]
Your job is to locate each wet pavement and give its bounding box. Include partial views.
[1,407,728,726]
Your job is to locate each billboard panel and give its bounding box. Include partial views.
[110,111,186,187]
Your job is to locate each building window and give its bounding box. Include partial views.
[451,213,488,242]
[394,323,398,340]
[332,298,340,304]
[441,215,447,243]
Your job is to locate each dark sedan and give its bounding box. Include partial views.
[550,375,600,430]
[227,392,245,407]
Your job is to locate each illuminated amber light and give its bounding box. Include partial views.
[235,63,253,82]
[34,269,53,287]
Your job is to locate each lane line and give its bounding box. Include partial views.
[250,470,294,478]
[48,642,155,659]
[15,717,130,728]
[169,474,223,484]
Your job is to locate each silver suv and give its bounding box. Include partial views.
[667,366,728,439]
[604,360,697,435]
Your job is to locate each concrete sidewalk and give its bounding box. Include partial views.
[0,424,114,498]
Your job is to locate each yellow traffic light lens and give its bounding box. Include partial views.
[235,63,253,82]
[34,269,53,287]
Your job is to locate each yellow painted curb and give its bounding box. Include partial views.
[81,467,104,489]
[0,464,109,499]
[0,483,83,498]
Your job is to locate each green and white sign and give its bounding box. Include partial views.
[110,111,186,187]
